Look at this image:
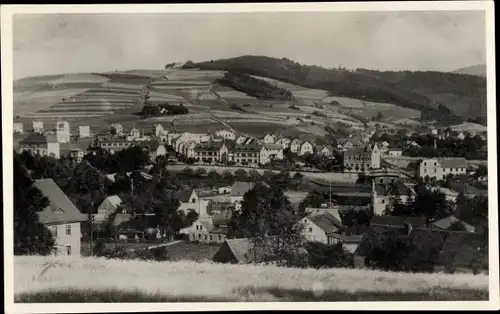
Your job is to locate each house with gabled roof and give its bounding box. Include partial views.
[290,138,302,153]
[301,211,345,245]
[33,179,86,257]
[432,215,476,233]
[230,181,254,210]
[276,137,292,150]
[371,179,414,216]
[299,141,314,156]
[19,133,60,159]
[95,195,124,225]
[212,238,264,264]
[260,143,284,164]
[317,145,334,157]
[419,158,468,180]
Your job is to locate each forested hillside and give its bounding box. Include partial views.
[183,56,487,125]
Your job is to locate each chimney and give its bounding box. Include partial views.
[434,138,437,149]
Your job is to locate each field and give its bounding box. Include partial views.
[14,256,488,302]
[13,68,424,138]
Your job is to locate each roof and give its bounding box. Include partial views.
[344,147,372,156]
[231,181,254,196]
[370,215,427,229]
[104,195,122,208]
[176,190,195,203]
[306,207,342,222]
[438,158,468,169]
[308,213,343,234]
[388,148,403,152]
[263,143,283,150]
[199,219,214,232]
[112,213,133,227]
[224,238,261,263]
[233,144,261,152]
[374,181,412,196]
[33,179,86,225]
[194,141,224,151]
[19,133,58,144]
[329,233,364,243]
[432,215,476,232]
[210,226,229,235]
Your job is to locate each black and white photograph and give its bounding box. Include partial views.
[2,2,498,311]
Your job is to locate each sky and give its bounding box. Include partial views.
[13,11,486,79]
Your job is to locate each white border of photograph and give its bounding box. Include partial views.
[2,1,498,312]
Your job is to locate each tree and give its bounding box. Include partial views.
[14,158,55,255]
[365,229,415,272]
[152,191,181,242]
[238,183,306,266]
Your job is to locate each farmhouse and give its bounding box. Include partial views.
[232,144,261,166]
[215,129,236,141]
[19,133,60,159]
[299,141,314,156]
[32,120,44,133]
[289,138,301,153]
[56,121,71,143]
[419,158,468,180]
[33,178,86,257]
[13,122,23,134]
[184,213,229,244]
[212,238,263,264]
[110,124,124,136]
[343,145,381,172]
[259,143,284,165]
[78,126,91,138]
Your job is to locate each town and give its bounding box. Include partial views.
[14,116,489,273]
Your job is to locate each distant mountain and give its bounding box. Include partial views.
[452,64,486,77]
[183,56,487,125]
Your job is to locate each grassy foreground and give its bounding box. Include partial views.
[15,256,489,302]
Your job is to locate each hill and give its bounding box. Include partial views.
[183,56,487,125]
[15,256,488,302]
[453,64,487,77]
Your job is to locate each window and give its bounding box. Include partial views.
[381,200,385,204]
[204,235,208,240]
[423,162,426,166]
[434,162,437,166]
[309,227,313,233]
[65,224,71,236]
[198,234,201,240]
[191,198,196,203]
[380,179,383,183]
[66,245,72,256]
[50,226,57,237]
[209,235,213,241]
[218,235,222,241]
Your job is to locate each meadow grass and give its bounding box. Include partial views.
[14,256,488,302]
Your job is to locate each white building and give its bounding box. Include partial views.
[290,138,302,153]
[32,120,44,133]
[154,124,165,137]
[110,123,124,136]
[299,141,314,156]
[230,181,255,211]
[215,129,236,141]
[259,144,284,164]
[78,126,91,138]
[19,133,60,158]
[236,135,247,145]
[419,158,468,181]
[13,122,23,134]
[263,133,276,144]
[130,127,140,139]
[55,121,71,143]
[276,137,291,149]
[33,179,86,257]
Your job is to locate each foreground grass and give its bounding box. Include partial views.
[15,256,489,302]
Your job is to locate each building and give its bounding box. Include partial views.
[233,144,261,166]
[290,138,302,153]
[154,124,167,137]
[78,126,91,138]
[337,138,356,151]
[386,148,403,157]
[318,145,333,157]
[301,212,344,245]
[19,133,60,158]
[230,181,254,210]
[98,138,135,153]
[110,123,124,136]
[299,141,314,156]
[194,142,229,164]
[263,133,276,144]
[176,190,209,217]
[457,132,466,140]
[259,144,284,165]
[343,145,381,172]
[432,215,476,233]
[129,127,141,139]
[184,211,230,244]
[13,122,23,134]
[371,180,413,216]
[236,135,247,145]
[419,158,468,180]
[276,137,291,150]
[33,179,86,256]
[56,121,71,143]
[95,195,123,225]
[32,120,44,133]
[137,140,167,162]
[68,149,85,164]
[212,238,263,264]
[215,129,236,141]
